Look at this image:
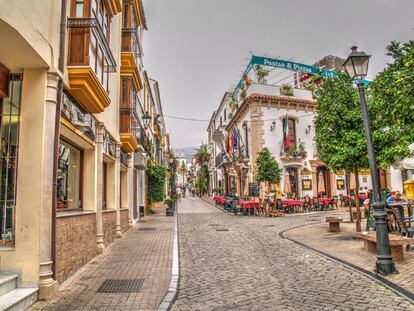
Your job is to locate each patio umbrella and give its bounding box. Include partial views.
[283,172,291,195]
[317,172,325,194]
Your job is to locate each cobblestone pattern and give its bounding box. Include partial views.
[103,210,116,246]
[172,198,414,310]
[31,205,174,311]
[120,209,129,233]
[286,221,414,293]
[55,213,97,284]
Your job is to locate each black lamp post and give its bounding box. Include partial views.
[343,46,395,275]
[142,112,151,129]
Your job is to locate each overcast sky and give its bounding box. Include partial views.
[143,0,414,150]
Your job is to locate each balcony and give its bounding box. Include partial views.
[121,28,143,92]
[120,109,139,153]
[215,151,226,168]
[279,141,307,159]
[67,17,116,113]
[61,91,96,141]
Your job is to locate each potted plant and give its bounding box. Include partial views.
[280,83,294,96]
[212,187,223,196]
[164,197,175,216]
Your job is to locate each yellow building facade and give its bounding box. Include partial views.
[0,0,163,307]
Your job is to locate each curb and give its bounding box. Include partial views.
[158,207,180,311]
[200,197,235,216]
[280,226,414,305]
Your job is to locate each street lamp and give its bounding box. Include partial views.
[142,112,151,129]
[343,46,395,275]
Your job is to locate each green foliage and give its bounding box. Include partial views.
[212,187,223,194]
[315,73,368,171]
[194,144,210,164]
[228,99,239,111]
[280,83,293,96]
[164,197,175,207]
[316,40,414,171]
[369,40,414,167]
[254,65,269,84]
[240,84,247,100]
[146,163,168,205]
[255,147,281,184]
[195,166,209,196]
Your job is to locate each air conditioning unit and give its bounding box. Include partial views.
[134,152,147,170]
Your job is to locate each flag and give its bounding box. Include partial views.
[233,128,238,149]
[283,117,290,151]
[243,74,252,87]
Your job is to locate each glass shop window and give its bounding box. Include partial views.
[57,140,82,209]
[0,74,22,244]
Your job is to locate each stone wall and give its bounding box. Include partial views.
[120,209,129,233]
[56,213,96,284]
[103,210,116,246]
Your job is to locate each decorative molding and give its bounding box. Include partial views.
[226,93,316,131]
[68,67,111,113]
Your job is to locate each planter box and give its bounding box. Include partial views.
[166,207,175,216]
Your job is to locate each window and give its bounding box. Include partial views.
[0,74,22,244]
[102,162,107,209]
[243,122,249,157]
[57,141,82,209]
[286,167,299,196]
[224,109,227,121]
[75,0,84,17]
[283,117,297,151]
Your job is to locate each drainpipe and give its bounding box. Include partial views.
[52,0,67,279]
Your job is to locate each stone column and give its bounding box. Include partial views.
[95,122,105,254]
[38,70,60,299]
[250,102,263,174]
[115,143,122,238]
[127,153,135,226]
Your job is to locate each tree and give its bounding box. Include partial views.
[369,40,414,168]
[194,144,211,196]
[315,73,367,229]
[147,163,168,207]
[255,147,282,187]
[178,161,188,185]
[194,144,210,165]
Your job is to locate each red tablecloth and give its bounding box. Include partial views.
[213,196,225,204]
[281,199,303,206]
[240,201,260,210]
[318,198,334,205]
[359,194,368,200]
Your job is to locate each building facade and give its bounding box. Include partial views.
[0,0,169,306]
[208,82,407,199]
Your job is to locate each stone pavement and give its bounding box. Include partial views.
[286,220,414,293]
[172,197,414,310]
[30,205,174,311]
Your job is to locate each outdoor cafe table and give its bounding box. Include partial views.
[281,199,304,213]
[239,200,260,216]
[318,198,335,209]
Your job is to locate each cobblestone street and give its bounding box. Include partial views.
[172,198,414,310]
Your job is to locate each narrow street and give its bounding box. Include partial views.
[172,198,413,310]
